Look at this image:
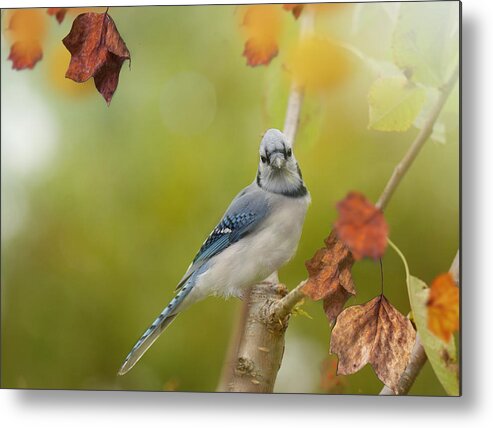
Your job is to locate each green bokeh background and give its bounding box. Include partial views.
[1,3,459,394]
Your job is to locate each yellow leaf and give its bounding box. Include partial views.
[286,36,351,91]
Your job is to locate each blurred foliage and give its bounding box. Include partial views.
[1,3,458,395]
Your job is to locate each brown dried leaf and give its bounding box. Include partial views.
[334,192,388,260]
[63,12,130,104]
[283,4,304,19]
[303,232,356,324]
[47,8,68,24]
[330,295,416,392]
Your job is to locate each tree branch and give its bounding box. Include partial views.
[376,64,459,210]
[380,249,460,395]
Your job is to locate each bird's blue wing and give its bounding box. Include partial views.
[175,184,269,290]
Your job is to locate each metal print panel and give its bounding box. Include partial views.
[1,1,460,395]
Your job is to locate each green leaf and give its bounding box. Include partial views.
[412,87,446,144]
[368,76,426,132]
[408,275,459,396]
[392,2,459,87]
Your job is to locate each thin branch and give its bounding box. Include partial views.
[379,249,460,395]
[271,280,307,320]
[283,85,304,146]
[376,64,459,210]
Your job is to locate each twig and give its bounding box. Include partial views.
[379,249,460,395]
[376,64,459,210]
[271,280,307,320]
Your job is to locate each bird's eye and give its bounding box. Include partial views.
[286,148,292,157]
[261,155,267,164]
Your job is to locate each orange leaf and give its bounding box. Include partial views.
[286,36,351,91]
[6,9,47,42]
[47,8,68,24]
[283,4,304,19]
[63,12,131,104]
[303,232,356,324]
[334,192,388,260]
[8,40,43,70]
[5,9,47,70]
[241,5,282,67]
[427,273,459,342]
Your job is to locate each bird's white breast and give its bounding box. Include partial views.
[187,192,310,304]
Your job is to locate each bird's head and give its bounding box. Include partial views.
[256,129,307,197]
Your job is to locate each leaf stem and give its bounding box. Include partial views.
[387,237,410,280]
[379,257,384,295]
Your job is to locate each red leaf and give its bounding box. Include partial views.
[47,8,68,24]
[62,12,130,104]
[334,192,388,260]
[8,40,43,70]
[303,232,356,325]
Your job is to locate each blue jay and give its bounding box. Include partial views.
[118,128,310,375]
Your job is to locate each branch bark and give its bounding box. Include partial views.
[226,279,291,392]
[379,249,460,395]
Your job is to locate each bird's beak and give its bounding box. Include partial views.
[270,153,286,169]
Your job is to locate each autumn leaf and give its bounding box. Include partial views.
[5,9,47,70]
[47,8,68,24]
[427,273,459,342]
[330,295,416,392]
[8,41,43,70]
[286,36,351,91]
[47,44,94,97]
[334,192,388,260]
[303,232,356,325]
[63,12,131,104]
[283,4,304,19]
[241,5,282,67]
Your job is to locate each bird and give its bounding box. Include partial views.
[118,128,311,375]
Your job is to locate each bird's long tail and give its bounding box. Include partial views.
[118,278,196,376]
